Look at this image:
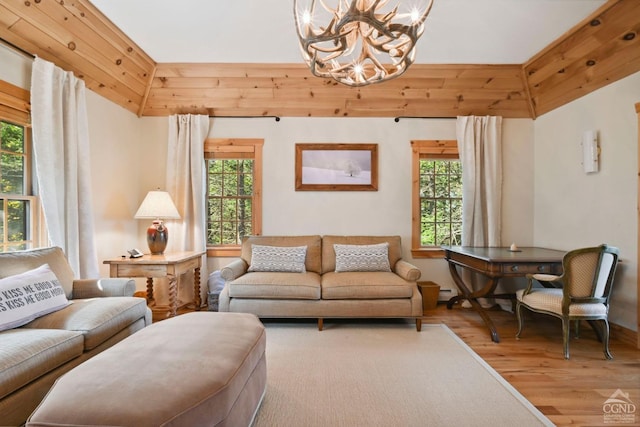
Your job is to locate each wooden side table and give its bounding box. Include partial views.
[104,251,205,319]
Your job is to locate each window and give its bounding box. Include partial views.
[411,140,462,258]
[0,79,38,253]
[0,120,37,252]
[205,138,263,257]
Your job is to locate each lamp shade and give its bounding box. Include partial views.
[134,191,181,220]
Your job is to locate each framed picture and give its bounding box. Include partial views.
[295,143,378,191]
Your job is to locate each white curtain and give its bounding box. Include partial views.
[166,114,210,305]
[30,57,98,279]
[456,116,502,308]
[456,116,502,247]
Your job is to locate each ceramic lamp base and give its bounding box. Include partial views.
[147,220,169,254]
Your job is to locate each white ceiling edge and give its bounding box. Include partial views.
[91,0,607,64]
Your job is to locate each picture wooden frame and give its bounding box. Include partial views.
[295,143,378,191]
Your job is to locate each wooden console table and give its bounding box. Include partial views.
[104,251,205,319]
[441,246,565,343]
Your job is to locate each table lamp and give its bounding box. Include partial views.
[134,190,181,254]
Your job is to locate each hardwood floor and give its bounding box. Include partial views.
[423,304,640,427]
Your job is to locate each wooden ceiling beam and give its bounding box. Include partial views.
[524,0,640,117]
[0,0,155,115]
[145,63,530,118]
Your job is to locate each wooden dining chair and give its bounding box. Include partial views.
[515,244,619,359]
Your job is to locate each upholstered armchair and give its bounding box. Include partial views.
[515,244,619,360]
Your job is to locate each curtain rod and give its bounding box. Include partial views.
[0,38,35,59]
[210,115,280,122]
[208,116,457,122]
[394,116,456,122]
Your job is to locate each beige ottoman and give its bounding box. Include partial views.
[27,312,266,427]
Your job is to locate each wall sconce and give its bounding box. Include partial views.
[134,190,181,254]
[582,130,599,174]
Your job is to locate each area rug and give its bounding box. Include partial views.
[252,322,553,427]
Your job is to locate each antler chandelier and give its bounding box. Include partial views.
[293,0,434,87]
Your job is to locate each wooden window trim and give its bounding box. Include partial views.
[205,138,263,257]
[0,79,41,251]
[411,140,459,259]
[0,80,32,193]
[207,246,242,258]
[0,80,30,126]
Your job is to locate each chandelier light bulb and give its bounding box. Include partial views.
[411,8,420,23]
[293,0,435,87]
[302,10,311,25]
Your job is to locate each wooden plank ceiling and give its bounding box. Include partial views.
[0,0,638,119]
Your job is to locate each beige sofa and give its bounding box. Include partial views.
[219,235,423,330]
[0,247,152,426]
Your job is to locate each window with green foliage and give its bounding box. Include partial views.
[204,138,263,257]
[419,159,462,246]
[1,120,36,252]
[207,159,254,245]
[411,140,462,257]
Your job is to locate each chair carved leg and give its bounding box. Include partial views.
[601,319,613,360]
[515,302,524,339]
[562,318,570,359]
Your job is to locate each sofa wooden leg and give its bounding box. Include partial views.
[318,318,323,331]
[416,318,422,332]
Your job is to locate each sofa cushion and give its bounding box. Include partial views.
[241,235,322,274]
[322,236,403,274]
[228,272,321,300]
[0,264,71,332]
[334,243,392,272]
[321,271,414,299]
[0,328,83,400]
[0,247,75,299]
[21,297,149,351]
[248,244,307,273]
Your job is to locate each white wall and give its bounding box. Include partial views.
[93,113,534,300]
[534,71,640,331]
[207,117,536,296]
[84,90,167,277]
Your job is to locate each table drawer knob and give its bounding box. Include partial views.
[511,265,518,272]
[538,265,546,272]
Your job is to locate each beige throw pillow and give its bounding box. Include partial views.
[248,244,307,273]
[334,243,392,272]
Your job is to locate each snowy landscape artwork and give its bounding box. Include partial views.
[295,144,378,191]
[302,150,371,185]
